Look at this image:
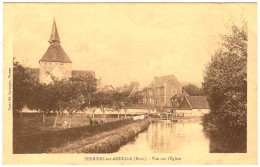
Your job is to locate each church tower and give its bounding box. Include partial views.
[39,18,72,83]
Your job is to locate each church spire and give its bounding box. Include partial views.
[48,18,60,44]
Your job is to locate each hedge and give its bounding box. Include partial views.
[13,118,133,153]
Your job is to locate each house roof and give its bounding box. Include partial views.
[185,96,209,109]
[148,75,181,88]
[72,70,95,78]
[171,93,189,100]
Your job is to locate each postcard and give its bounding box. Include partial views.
[2,2,257,165]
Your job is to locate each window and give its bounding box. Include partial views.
[50,62,52,65]
[45,62,46,65]
[60,63,64,66]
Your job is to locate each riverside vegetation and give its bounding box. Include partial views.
[202,22,247,152]
[14,118,135,153]
[50,119,150,153]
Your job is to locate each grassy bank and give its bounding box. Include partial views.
[14,113,134,137]
[13,118,134,153]
[50,119,150,153]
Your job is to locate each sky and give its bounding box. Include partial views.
[6,3,256,88]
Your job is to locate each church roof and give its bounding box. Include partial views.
[49,18,60,44]
[40,43,72,63]
[40,18,72,63]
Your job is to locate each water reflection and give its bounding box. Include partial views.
[117,121,210,153]
[206,130,247,153]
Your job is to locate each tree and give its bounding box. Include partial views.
[27,81,49,123]
[13,59,34,117]
[63,76,98,128]
[111,82,140,120]
[111,92,125,120]
[183,83,203,96]
[48,78,69,128]
[91,91,113,123]
[202,22,247,134]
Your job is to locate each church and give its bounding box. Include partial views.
[29,19,95,83]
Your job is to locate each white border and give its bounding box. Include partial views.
[0,1,258,167]
[1,0,259,2]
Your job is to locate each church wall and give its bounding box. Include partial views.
[58,62,72,78]
[39,61,72,83]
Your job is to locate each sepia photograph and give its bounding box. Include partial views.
[2,2,258,165]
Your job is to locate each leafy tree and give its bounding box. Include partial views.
[48,78,70,127]
[111,92,125,120]
[13,59,34,117]
[26,76,66,125]
[202,22,247,135]
[90,90,114,123]
[183,83,203,96]
[63,76,98,128]
[26,81,51,123]
[111,82,140,119]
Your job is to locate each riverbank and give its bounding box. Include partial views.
[14,113,134,137]
[150,116,202,123]
[14,118,134,153]
[172,116,202,123]
[50,119,150,153]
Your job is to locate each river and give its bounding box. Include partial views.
[116,120,210,153]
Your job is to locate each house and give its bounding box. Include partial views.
[28,18,95,83]
[171,94,210,117]
[143,75,182,107]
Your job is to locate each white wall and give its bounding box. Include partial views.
[176,109,210,117]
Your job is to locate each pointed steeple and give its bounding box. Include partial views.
[40,18,72,63]
[49,18,60,44]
